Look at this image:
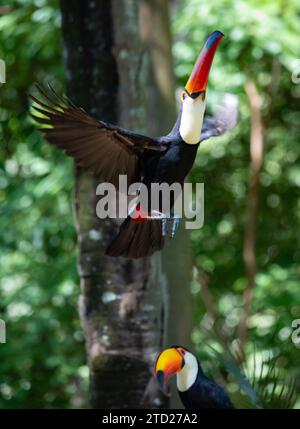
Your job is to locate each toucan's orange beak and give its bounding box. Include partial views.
[185,30,224,97]
[154,348,184,390]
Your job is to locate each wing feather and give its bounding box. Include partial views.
[200,94,239,142]
[30,84,166,188]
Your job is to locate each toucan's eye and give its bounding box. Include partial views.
[178,348,186,356]
[181,91,187,102]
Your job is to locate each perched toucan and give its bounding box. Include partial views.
[30,30,235,259]
[155,346,234,409]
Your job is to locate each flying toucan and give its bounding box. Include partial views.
[30,30,236,259]
[155,345,234,409]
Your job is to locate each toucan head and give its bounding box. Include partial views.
[154,345,193,391]
[179,30,224,145]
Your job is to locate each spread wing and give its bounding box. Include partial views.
[200,93,239,142]
[29,84,167,188]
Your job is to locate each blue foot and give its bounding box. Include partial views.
[170,214,180,239]
[147,210,180,239]
[162,218,168,236]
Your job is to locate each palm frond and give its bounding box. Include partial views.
[198,327,297,409]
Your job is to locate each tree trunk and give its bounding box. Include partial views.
[140,0,194,408]
[59,0,181,409]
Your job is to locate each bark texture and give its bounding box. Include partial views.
[59,0,171,409]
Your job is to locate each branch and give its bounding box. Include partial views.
[197,267,230,349]
[198,269,219,323]
[238,80,264,353]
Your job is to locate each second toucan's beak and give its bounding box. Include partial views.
[185,30,224,97]
[154,348,184,391]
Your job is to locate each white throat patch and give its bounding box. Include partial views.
[176,351,198,392]
[179,96,206,144]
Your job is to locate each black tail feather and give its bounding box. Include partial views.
[106,216,164,258]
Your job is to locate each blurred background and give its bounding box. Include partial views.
[0,0,300,408]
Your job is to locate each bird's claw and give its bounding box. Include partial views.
[162,217,168,236]
[149,211,180,238]
[170,214,180,239]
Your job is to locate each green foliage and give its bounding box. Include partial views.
[213,343,297,409]
[0,0,87,408]
[1,0,299,409]
[173,0,300,407]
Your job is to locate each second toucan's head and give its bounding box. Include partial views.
[179,30,224,145]
[154,345,196,391]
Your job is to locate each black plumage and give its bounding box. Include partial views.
[155,346,235,409]
[178,363,234,409]
[30,31,234,258]
[30,84,235,258]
